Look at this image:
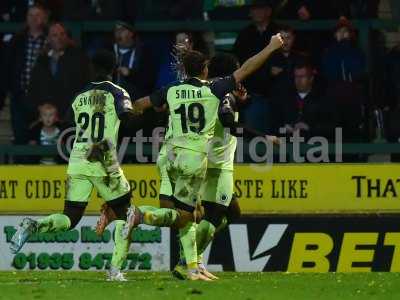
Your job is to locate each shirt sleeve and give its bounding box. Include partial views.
[149,86,168,108]
[210,75,237,100]
[113,86,133,119]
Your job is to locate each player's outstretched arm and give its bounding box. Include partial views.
[233,33,284,84]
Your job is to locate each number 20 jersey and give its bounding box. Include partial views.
[67,81,133,177]
[150,77,236,154]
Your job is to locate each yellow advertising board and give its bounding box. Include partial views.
[0,164,399,214]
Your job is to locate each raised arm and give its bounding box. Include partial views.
[233,33,284,84]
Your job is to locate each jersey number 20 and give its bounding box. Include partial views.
[174,103,205,134]
[76,112,105,143]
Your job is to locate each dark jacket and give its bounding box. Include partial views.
[4,30,47,98]
[233,22,279,96]
[322,41,366,83]
[279,85,335,139]
[28,46,91,118]
[112,41,156,99]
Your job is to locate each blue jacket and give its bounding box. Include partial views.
[322,41,366,82]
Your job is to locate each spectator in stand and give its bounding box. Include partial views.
[112,21,159,137]
[2,4,48,144]
[278,62,335,140]
[267,26,307,133]
[28,22,91,118]
[29,103,62,164]
[112,21,156,99]
[321,18,365,143]
[233,0,279,134]
[322,17,366,84]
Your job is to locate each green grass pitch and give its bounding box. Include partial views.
[0,271,400,300]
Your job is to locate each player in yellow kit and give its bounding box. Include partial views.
[95,34,283,280]
[10,50,144,281]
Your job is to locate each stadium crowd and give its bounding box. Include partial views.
[0,0,398,163]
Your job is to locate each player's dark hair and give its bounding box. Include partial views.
[208,53,239,78]
[182,50,208,78]
[91,50,116,81]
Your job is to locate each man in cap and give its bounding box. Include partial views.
[113,21,156,99]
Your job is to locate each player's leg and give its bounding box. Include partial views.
[171,149,211,281]
[196,169,234,279]
[93,175,132,281]
[10,175,91,253]
[133,144,178,227]
[122,149,179,234]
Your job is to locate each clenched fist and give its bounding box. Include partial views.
[268,33,284,52]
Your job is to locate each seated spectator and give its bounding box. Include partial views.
[29,103,62,165]
[3,4,48,145]
[278,62,335,140]
[322,17,366,84]
[234,0,279,134]
[112,21,156,99]
[28,22,91,118]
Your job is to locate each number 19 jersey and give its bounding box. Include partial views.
[67,81,133,177]
[150,77,236,153]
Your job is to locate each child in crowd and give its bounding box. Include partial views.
[29,103,62,165]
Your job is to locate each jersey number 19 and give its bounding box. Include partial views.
[174,103,205,134]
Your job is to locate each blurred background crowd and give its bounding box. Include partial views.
[0,0,399,163]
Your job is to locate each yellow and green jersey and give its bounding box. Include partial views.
[208,118,237,171]
[150,77,236,154]
[67,81,133,177]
